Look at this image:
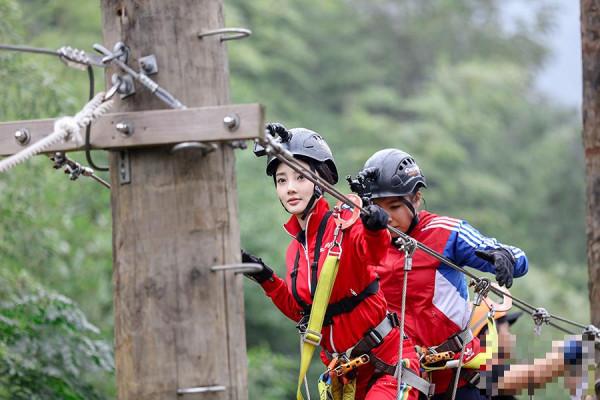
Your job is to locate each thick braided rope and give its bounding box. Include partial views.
[0,93,112,173]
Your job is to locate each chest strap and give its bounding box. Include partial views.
[323,278,379,325]
[298,279,380,327]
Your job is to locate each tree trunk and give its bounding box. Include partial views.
[581,0,600,371]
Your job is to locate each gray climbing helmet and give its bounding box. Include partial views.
[361,148,426,198]
[265,126,338,184]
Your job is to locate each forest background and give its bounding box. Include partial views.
[0,1,589,399]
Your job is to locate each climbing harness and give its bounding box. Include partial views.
[319,313,433,399]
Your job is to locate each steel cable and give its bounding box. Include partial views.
[260,133,594,336]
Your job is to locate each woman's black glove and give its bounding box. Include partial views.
[360,204,389,231]
[266,122,290,141]
[241,249,274,283]
[475,248,515,288]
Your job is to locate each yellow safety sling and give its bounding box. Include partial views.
[296,225,344,400]
[463,316,498,369]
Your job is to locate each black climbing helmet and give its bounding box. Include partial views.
[264,124,338,184]
[361,148,426,199]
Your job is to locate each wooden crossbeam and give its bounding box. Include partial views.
[0,103,264,156]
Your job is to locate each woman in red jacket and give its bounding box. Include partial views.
[241,124,421,400]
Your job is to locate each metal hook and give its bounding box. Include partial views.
[170,142,218,156]
[198,28,252,42]
[211,263,262,275]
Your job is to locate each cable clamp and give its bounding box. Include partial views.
[532,307,551,336]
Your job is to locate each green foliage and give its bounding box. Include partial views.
[247,345,296,399]
[0,0,590,399]
[0,268,113,400]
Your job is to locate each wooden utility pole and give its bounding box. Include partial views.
[100,1,247,399]
[581,0,600,371]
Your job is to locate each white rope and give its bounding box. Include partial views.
[0,93,112,173]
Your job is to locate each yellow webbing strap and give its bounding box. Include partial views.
[463,317,498,369]
[297,234,343,400]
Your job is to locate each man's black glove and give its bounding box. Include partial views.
[241,249,274,284]
[475,248,515,288]
[360,204,389,231]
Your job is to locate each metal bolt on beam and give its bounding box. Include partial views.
[223,113,240,131]
[14,128,31,145]
[115,121,134,136]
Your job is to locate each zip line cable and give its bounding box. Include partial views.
[0,44,60,57]
[259,133,598,339]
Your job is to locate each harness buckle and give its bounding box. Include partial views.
[367,328,383,347]
[451,334,464,350]
[303,329,323,346]
[387,312,400,328]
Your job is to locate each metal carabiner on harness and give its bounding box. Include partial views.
[333,354,370,377]
[469,277,492,307]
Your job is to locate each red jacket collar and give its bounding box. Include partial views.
[283,197,330,238]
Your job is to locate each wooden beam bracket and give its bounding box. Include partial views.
[0,103,264,156]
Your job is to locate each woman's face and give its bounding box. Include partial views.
[374,194,421,237]
[275,160,316,216]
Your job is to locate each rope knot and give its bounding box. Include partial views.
[54,116,82,146]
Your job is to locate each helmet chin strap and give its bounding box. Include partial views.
[399,197,419,235]
[300,185,322,220]
[278,184,322,220]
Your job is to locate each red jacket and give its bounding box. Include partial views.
[260,197,391,354]
[377,210,528,393]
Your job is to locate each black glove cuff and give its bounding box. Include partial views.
[252,265,274,284]
[494,247,516,264]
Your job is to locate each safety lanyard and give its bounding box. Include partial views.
[296,224,343,400]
